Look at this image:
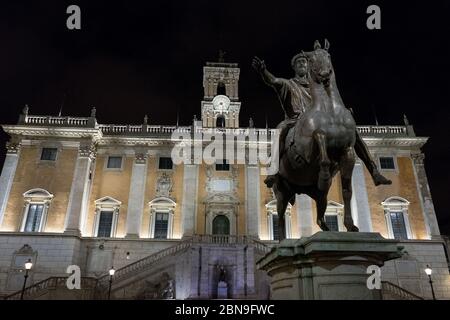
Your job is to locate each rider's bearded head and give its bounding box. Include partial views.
[291,52,308,77]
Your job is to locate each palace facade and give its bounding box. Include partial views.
[0,61,449,300]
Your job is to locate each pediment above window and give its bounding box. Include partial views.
[23,188,53,200]
[381,196,410,210]
[149,197,176,211]
[327,201,344,214]
[94,196,122,211]
[265,199,292,215]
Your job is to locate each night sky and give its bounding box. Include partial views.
[0,1,449,234]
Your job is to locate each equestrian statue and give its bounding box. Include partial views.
[253,40,391,240]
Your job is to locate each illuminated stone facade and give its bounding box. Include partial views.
[0,61,448,300]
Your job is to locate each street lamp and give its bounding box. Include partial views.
[108,267,115,300]
[20,259,33,300]
[425,265,436,300]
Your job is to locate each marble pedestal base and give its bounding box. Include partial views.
[257,232,403,300]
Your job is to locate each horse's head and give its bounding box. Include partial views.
[304,39,333,84]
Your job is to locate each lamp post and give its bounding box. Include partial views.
[425,265,436,300]
[20,259,33,300]
[108,267,115,300]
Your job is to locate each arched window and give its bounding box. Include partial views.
[93,196,121,238]
[212,215,230,235]
[217,82,226,96]
[216,115,225,128]
[21,189,53,232]
[149,197,176,239]
[382,196,413,240]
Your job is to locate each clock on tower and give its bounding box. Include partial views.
[201,60,241,128]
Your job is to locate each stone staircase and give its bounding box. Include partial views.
[381,281,424,300]
[95,237,195,299]
[3,235,272,300]
[95,235,272,299]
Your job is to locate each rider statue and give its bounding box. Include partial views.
[252,53,392,189]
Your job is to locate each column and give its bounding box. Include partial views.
[64,143,95,236]
[297,194,313,237]
[412,153,440,238]
[125,152,148,238]
[0,142,21,228]
[181,164,199,236]
[352,159,373,232]
[245,165,261,238]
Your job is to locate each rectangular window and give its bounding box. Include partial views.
[325,215,339,231]
[390,211,408,240]
[272,214,279,241]
[40,148,58,161]
[107,156,122,169]
[24,204,44,232]
[97,211,113,237]
[215,160,230,171]
[154,212,169,239]
[158,157,173,170]
[379,157,395,170]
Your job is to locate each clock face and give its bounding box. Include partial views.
[212,95,230,112]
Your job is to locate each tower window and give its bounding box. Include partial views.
[216,115,225,128]
[217,82,226,96]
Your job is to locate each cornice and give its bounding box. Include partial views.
[362,137,428,148]
[1,124,428,149]
[2,125,102,140]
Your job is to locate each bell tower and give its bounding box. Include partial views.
[201,53,241,128]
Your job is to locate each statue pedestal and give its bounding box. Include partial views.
[257,232,403,300]
[217,281,228,299]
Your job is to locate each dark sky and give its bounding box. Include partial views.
[0,1,449,234]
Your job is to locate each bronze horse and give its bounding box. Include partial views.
[273,40,359,240]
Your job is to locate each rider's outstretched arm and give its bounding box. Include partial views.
[253,57,284,89]
[260,68,284,88]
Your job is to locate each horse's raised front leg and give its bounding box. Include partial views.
[340,147,359,232]
[313,130,331,191]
